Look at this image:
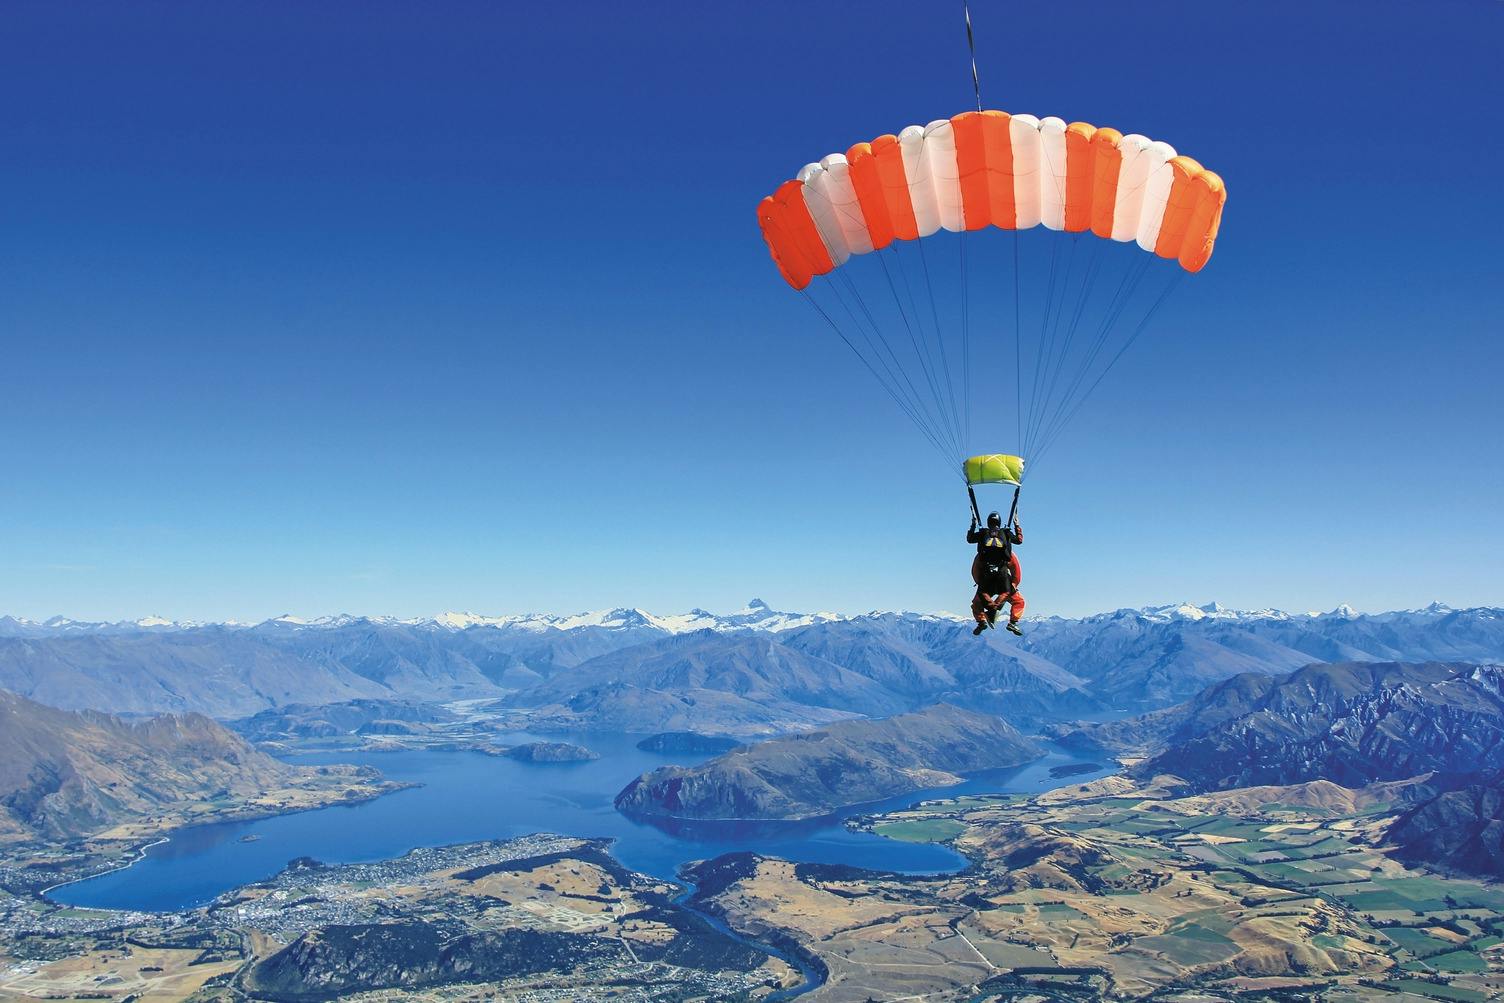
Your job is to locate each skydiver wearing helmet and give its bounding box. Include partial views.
[968,511,1024,637]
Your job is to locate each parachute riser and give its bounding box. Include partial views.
[966,484,1020,532]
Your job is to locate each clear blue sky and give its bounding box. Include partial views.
[3,1,1501,622]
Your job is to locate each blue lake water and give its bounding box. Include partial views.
[50,731,1110,913]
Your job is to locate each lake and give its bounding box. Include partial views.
[50,730,1111,912]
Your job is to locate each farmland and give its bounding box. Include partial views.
[687,774,1504,1000]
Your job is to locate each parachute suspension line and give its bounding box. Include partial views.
[809,279,935,446]
[1031,265,1184,471]
[841,265,960,461]
[827,271,958,460]
[914,239,966,457]
[825,278,950,457]
[1022,236,1106,460]
[1032,269,1182,468]
[874,248,958,456]
[963,2,982,112]
[1006,485,1020,531]
[800,284,956,466]
[1012,230,1023,451]
[959,232,972,452]
[1023,234,1064,459]
[1025,254,1150,466]
[1028,234,1083,457]
[1040,252,1150,435]
[1027,236,1106,459]
[888,241,967,458]
[870,251,958,451]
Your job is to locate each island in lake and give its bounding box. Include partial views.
[615,703,1040,821]
[500,740,599,763]
[636,731,742,755]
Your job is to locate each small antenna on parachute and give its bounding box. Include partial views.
[963,2,982,112]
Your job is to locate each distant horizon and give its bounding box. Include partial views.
[1,596,1484,630]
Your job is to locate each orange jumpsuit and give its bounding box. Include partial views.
[968,525,1025,627]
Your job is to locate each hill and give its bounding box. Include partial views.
[0,689,297,843]
[1388,772,1504,879]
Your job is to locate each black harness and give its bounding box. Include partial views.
[976,529,1015,593]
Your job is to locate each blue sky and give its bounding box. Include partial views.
[3,0,1501,622]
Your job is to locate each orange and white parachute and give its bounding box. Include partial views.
[759,111,1226,289]
[756,108,1227,475]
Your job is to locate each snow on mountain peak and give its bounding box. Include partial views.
[4,599,1496,639]
[420,599,841,636]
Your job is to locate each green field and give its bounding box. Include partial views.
[1429,950,1489,974]
[1387,977,1488,1002]
[1383,926,1459,957]
[1034,902,1083,919]
[873,818,967,843]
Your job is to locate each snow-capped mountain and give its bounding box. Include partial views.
[432,599,846,635]
[0,598,849,638]
[1,601,1500,726]
[9,598,1465,639]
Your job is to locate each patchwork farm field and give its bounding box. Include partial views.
[759,775,1504,1000]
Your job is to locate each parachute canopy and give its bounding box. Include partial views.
[759,107,1227,481]
[758,110,1226,290]
[963,454,1025,487]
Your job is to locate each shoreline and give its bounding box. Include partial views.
[28,776,416,909]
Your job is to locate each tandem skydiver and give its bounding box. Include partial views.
[967,511,1024,637]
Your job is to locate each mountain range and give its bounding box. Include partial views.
[1,601,1500,736]
[1057,661,1504,791]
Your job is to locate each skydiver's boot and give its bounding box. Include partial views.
[1006,619,1023,636]
[972,623,986,636]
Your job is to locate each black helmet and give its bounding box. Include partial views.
[986,511,1002,528]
